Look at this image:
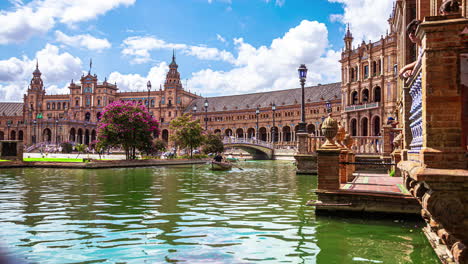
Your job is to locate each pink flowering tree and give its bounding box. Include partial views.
[97,101,160,160]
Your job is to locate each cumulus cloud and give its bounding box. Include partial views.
[108,62,169,92]
[328,0,393,42]
[55,31,111,51]
[187,20,340,96]
[0,0,135,45]
[0,44,82,101]
[122,36,235,64]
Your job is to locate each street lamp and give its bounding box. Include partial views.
[271,103,276,144]
[33,119,37,144]
[298,64,308,132]
[7,121,11,140]
[147,80,151,109]
[193,104,197,113]
[55,118,59,144]
[204,98,209,130]
[255,106,260,143]
[325,100,332,113]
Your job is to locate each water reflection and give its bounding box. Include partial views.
[0,161,438,263]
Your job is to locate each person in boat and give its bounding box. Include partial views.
[213,153,223,162]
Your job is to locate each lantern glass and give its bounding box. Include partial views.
[272,104,276,111]
[298,64,308,79]
[256,107,260,115]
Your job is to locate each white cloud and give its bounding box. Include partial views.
[188,20,340,96]
[122,36,235,64]
[55,31,111,51]
[0,44,82,101]
[0,0,135,45]
[108,62,169,92]
[328,0,393,42]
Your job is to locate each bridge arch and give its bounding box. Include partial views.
[223,138,273,160]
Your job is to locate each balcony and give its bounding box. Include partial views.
[344,102,379,112]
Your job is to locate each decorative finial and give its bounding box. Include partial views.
[89,58,92,74]
[36,60,39,69]
[172,49,175,62]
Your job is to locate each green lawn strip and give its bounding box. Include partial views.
[0,159,10,162]
[23,158,84,163]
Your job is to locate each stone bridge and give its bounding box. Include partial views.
[223,138,274,160]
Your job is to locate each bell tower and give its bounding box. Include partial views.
[164,50,183,90]
[344,24,354,52]
[26,61,46,118]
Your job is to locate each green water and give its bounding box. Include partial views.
[0,161,438,263]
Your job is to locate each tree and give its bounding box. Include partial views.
[169,114,204,158]
[75,143,86,159]
[97,101,159,160]
[202,133,224,154]
[153,139,167,154]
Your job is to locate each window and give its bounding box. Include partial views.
[151,100,155,107]
[47,103,50,110]
[57,103,60,110]
[364,65,369,79]
[75,97,79,106]
[168,111,171,117]
[52,103,55,110]
[85,96,91,106]
[63,102,67,109]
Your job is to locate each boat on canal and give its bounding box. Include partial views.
[211,161,233,171]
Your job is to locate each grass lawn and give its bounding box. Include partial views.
[23,158,84,163]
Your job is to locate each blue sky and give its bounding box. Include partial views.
[0,0,393,101]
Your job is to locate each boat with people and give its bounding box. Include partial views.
[211,161,233,171]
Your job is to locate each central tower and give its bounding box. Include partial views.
[164,51,183,90]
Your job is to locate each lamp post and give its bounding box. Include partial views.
[193,104,197,113]
[255,106,260,143]
[298,64,308,132]
[33,119,37,144]
[147,80,152,110]
[7,121,11,140]
[204,99,209,131]
[271,103,276,144]
[55,118,58,144]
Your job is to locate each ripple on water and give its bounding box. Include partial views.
[0,162,439,264]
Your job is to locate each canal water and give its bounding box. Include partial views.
[0,161,438,263]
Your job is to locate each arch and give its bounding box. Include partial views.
[361,117,369,136]
[351,91,358,105]
[43,128,52,143]
[270,126,278,142]
[57,102,61,110]
[85,129,90,145]
[10,130,16,140]
[85,112,91,122]
[236,128,244,138]
[77,128,83,144]
[247,128,255,139]
[18,130,23,141]
[374,86,381,102]
[306,124,316,135]
[259,127,267,141]
[162,129,169,142]
[63,102,67,109]
[214,129,221,134]
[0,131,3,140]
[372,116,381,136]
[225,129,233,137]
[151,99,155,107]
[350,119,358,137]
[91,130,97,142]
[52,102,55,110]
[96,112,102,121]
[69,128,76,142]
[282,126,292,142]
[362,89,369,103]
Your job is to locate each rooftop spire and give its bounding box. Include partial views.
[89,58,93,74]
[169,50,178,68]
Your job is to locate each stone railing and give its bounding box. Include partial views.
[351,136,383,154]
[222,137,273,149]
[25,142,46,152]
[407,67,423,153]
[345,102,379,112]
[307,136,325,153]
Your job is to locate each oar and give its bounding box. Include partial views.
[232,163,244,170]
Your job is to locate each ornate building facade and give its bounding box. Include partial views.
[0,54,343,148]
[0,55,201,146]
[340,25,398,137]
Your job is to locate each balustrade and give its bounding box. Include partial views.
[350,136,383,154]
[408,69,423,152]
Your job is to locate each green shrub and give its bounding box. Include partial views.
[389,170,395,177]
[61,142,73,153]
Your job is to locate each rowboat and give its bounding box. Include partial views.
[211,161,233,171]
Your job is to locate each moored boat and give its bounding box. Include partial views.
[211,161,233,171]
